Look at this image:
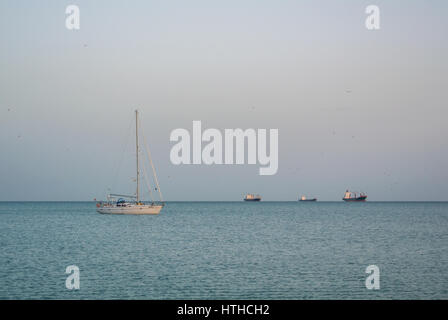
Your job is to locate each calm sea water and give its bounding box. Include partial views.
[0,201,447,299]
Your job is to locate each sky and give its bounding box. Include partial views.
[0,0,447,201]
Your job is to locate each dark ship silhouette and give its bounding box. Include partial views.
[244,194,261,201]
[342,190,367,202]
[299,196,317,202]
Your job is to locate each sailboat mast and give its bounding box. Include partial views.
[135,110,139,203]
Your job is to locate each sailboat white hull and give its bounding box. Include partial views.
[97,205,163,215]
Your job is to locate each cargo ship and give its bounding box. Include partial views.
[342,190,367,202]
[244,194,261,201]
[299,196,317,202]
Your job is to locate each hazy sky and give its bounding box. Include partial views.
[1,0,447,201]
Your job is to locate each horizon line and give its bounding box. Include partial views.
[1,200,448,203]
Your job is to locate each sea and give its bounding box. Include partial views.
[0,201,447,299]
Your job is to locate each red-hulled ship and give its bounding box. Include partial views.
[342,190,367,202]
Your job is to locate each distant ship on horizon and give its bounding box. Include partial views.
[244,194,261,201]
[342,190,367,202]
[299,195,317,202]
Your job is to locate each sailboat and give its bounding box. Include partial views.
[96,110,164,215]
